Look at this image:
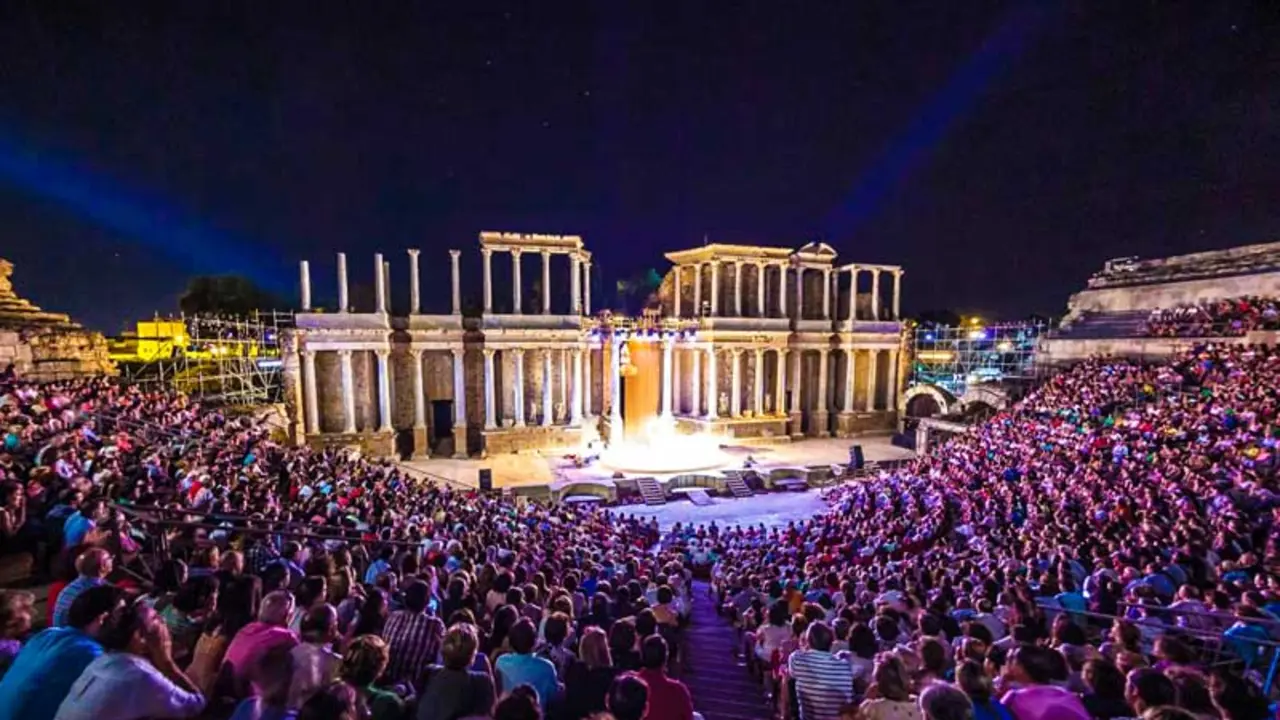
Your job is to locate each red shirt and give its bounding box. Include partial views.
[636,668,694,720]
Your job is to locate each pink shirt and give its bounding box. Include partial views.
[1001,685,1090,720]
[222,622,299,694]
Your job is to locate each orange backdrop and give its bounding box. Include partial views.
[623,339,661,439]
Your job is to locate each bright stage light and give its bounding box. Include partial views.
[598,416,729,475]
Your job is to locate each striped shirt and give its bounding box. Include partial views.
[53,577,107,627]
[788,649,854,720]
[381,610,444,689]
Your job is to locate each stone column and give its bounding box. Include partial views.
[559,348,568,421]
[774,349,787,416]
[709,262,720,316]
[376,349,392,432]
[339,349,356,433]
[541,250,552,314]
[483,349,497,429]
[511,250,523,314]
[871,269,881,320]
[451,348,468,457]
[609,340,623,445]
[583,260,592,315]
[887,348,900,411]
[374,253,387,314]
[892,270,903,319]
[843,348,856,412]
[865,349,879,412]
[822,268,832,319]
[704,347,718,420]
[690,347,702,416]
[815,348,830,437]
[729,348,742,417]
[661,337,674,419]
[673,266,682,317]
[788,349,803,436]
[337,253,349,312]
[672,346,682,412]
[779,264,787,316]
[693,263,703,315]
[733,261,744,316]
[302,349,319,434]
[571,255,582,315]
[541,350,553,427]
[450,250,462,315]
[299,261,312,311]
[848,266,859,320]
[753,348,765,416]
[756,262,766,317]
[583,348,594,417]
[410,349,426,429]
[794,267,805,320]
[407,249,421,314]
[571,348,584,425]
[512,350,526,427]
[481,249,493,314]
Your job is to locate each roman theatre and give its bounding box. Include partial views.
[283,232,911,497]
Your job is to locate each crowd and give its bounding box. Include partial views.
[2,339,1280,720]
[1142,297,1280,337]
[664,343,1280,720]
[0,376,695,720]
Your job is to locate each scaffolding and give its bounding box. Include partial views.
[116,311,293,405]
[909,321,1047,398]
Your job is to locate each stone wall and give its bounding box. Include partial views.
[1065,267,1280,319]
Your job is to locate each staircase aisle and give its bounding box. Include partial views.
[680,580,774,720]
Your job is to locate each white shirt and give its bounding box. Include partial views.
[54,652,205,720]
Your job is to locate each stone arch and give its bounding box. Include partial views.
[900,383,956,416]
[960,384,1011,412]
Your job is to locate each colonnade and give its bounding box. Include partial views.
[667,260,905,321]
[299,250,466,315]
[479,247,592,315]
[480,347,592,430]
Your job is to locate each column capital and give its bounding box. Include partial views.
[730,347,743,357]
[451,347,465,359]
[510,248,523,258]
[733,260,743,268]
[895,268,905,277]
[407,248,421,257]
[337,349,353,359]
[480,247,492,258]
[302,348,316,359]
[375,348,391,359]
[540,249,551,259]
[449,248,461,258]
[482,348,496,358]
[409,348,424,359]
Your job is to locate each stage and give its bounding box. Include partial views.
[401,434,914,491]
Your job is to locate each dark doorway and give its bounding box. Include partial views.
[431,400,453,440]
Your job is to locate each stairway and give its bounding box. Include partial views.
[725,474,754,498]
[680,580,773,720]
[636,476,667,505]
[1055,309,1151,339]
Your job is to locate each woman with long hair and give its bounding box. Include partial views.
[858,653,922,720]
[563,626,619,719]
[187,575,261,697]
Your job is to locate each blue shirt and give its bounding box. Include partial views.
[53,577,107,627]
[0,627,102,720]
[494,652,559,709]
[63,512,95,547]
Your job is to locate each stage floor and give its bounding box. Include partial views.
[402,435,915,490]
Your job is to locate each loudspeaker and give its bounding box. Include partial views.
[849,445,865,470]
[478,468,493,492]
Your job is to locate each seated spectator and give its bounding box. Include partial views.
[956,660,1012,720]
[53,547,112,627]
[999,645,1089,720]
[229,643,296,720]
[636,634,693,720]
[381,579,444,691]
[788,620,854,720]
[223,590,299,699]
[1081,659,1133,720]
[1126,668,1177,717]
[288,604,343,709]
[298,681,360,720]
[564,626,619,719]
[859,654,922,720]
[0,585,121,720]
[920,683,975,720]
[52,598,206,720]
[417,622,495,720]
[495,618,560,711]
[341,635,404,720]
[0,589,34,675]
[606,673,650,720]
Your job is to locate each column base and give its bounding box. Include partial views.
[812,410,831,438]
[410,426,431,459]
[452,426,468,459]
[788,411,803,438]
[835,412,856,438]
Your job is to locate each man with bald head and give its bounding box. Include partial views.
[53,547,113,627]
[222,590,298,699]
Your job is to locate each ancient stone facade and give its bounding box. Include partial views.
[286,235,906,459]
[0,259,115,380]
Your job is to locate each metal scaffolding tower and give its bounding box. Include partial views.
[908,321,1046,398]
[117,311,293,405]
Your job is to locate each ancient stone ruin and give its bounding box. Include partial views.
[0,258,115,379]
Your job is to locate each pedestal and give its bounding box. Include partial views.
[813,410,831,438]
[788,410,803,439]
[452,426,469,459]
[411,427,431,460]
[835,412,856,438]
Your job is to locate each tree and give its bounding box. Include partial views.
[178,275,281,316]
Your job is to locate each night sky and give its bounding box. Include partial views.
[1,2,1277,332]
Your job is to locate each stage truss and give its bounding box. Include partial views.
[908,321,1047,398]
[117,311,293,405]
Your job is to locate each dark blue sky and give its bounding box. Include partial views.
[1,1,1277,331]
